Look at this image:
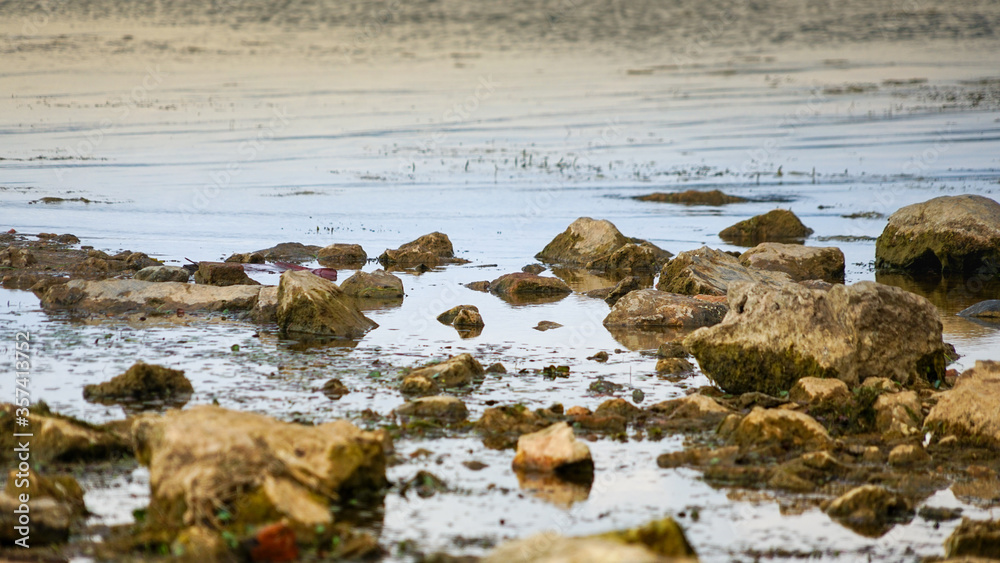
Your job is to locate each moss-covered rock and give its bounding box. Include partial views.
[685,281,946,394]
[824,485,914,537]
[732,407,832,452]
[378,232,468,268]
[0,403,128,465]
[719,209,814,245]
[394,396,469,422]
[135,265,191,283]
[944,517,1000,559]
[83,361,192,407]
[875,194,1000,275]
[635,189,747,205]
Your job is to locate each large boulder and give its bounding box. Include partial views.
[275,270,377,338]
[685,281,946,394]
[875,194,1000,275]
[656,246,792,296]
[40,279,263,315]
[719,209,814,245]
[338,269,403,299]
[925,361,1000,446]
[536,217,631,266]
[603,289,728,329]
[316,243,367,267]
[739,243,845,282]
[132,405,388,538]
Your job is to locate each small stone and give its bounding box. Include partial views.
[316,243,367,267]
[732,407,832,451]
[788,377,850,406]
[321,378,349,399]
[533,320,563,331]
[522,264,545,274]
[587,351,609,362]
[339,269,403,299]
[719,209,814,245]
[888,444,931,467]
[462,460,489,471]
[512,422,594,478]
[655,358,694,375]
[656,341,687,358]
[404,353,484,389]
[464,280,491,292]
[394,396,469,422]
[825,485,914,537]
[485,362,507,374]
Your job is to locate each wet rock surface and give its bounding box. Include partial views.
[635,189,748,205]
[134,265,190,283]
[958,299,1000,319]
[401,353,485,392]
[489,272,572,303]
[276,270,377,338]
[926,361,1000,446]
[83,361,193,409]
[603,289,727,329]
[719,209,814,245]
[944,518,1000,558]
[656,246,792,296]
[40,278,264,315]
[685,281,947,394]
[339,268,404,299]
[535,217,631,267]
[316,242,367,267]
[378,232,468,268]
[394,396,469,422]
[193,261,260,286]
[739,242,845,282]
[0,403,127,464]
[512,422,594,480]
[825,485,915,537]
[875,194,1000,275]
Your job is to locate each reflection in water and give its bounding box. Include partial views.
[606,326,696,351]
[551,267,652,293]
[875,272,1000,313]
[516,471,592,508]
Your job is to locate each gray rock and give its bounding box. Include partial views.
[739,243,845,282]
[958,299,1000,319]
[657,246,792,296]
[40,279,263,315]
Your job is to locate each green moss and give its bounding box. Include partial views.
[689,342,837,395]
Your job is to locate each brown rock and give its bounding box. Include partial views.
[379,232,465,268]
[603,289,727,329]
[635,189,748,205]
[41,279,263,315]
[875,390,923,438]
[685,281,946,395]
[394,396,469,422]
[404,353,484,389]
[739,243,845,282]
[252,286,279,323]
[732,407,832,451]
[321,378,349,399]
[399,373,439,396]
[925,360,1000,446]
[339,269,403,299]
[194,261,260,287]
[134,265,190,283]
[719,209,814,245]
[788,377,850,406]
[944,518,1000,559]
[536,217,631,266]
[888,444,931,467]
[250,242,322,263]
[604,276,645,306]
[594,398,643,420]
[276,270,377,338]
[0,403,127,464]
[437,305,481,325]
[489,272,572,301]
[316,243,367,267]
[655,358,695,374]
[512,422,593,477]
[825,485,914,537]
[656,246,792,296]
[83,362,192,407]
[876,194,1000,275]
[585,242,669,273]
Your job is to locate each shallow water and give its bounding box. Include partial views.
[2,1,1000,561]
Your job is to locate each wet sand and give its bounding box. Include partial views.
[2,0,1000,561]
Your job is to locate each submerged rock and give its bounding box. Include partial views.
[656,246,792,296]
[489,272,572,302]
[875,194,1000,275]
[944,518,1000,559]
[378,232,467,268]
[685,281,946,395]
[739,243,845,282]
[339,269,403,299]
[83,361,192,408]
[276,270,377,338]
[512,422,594,481]
[825,485,914,537]
[394,396,469,422]
[732,407,832,451]
[719,209,814,245]
[40,279,263,315]
[925,360,1000,446]
[134,265,190,283]
[132,405,388,538]
[958,299,1000,319]
[193,261,260,286]
[635,189,748,205]
[603,289,728,329]
[316,243,367,267]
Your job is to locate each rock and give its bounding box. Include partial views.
[888,444,931,467]
[685,281,946,395]
[244,521,299,562]
[825,485,914,537]
[124,252,160,270]
[789,377,850,406]
[399,373,439,396]
[656,246,792,296]
[379,232,465,268]
[40,279,264,315]
[603,289,728,329]
[394,396,469,422]
[635,189,748,205]
[719,209,814,245]
[252,285,279,323]
[925,360,1000,446]
[437,304,478,324]
[875,194,1000,275]
[0,403,127,464]
[453,308,485,329]
[404,354,484,389]
[316,243,367,267]
[918,506,963,522]
[655,358,694,374]
[486,362,507,374]
[276,270,377,338]
[656,341,687,358]
[3,470,86,517]
[134,265,190,283]
[535,217,631,267]
[339,269,403,299]
[594,398,643,420]
[489,272,572,302]
[483,535,665,563]
[533,320,562,331]
[593,517,698,559]
[588,351,609,362]
[862,377,902,394]
[83,362,192,407]
[958,299,1000,319]
[401,470,448,498]
[731,407,832,451]
[768,451,849,493]
[512,422,594,480]
[585,243,667,273]
[0,247,37,268]
[475,405,551,447]
[465,280,491,292]
[522,264,546,274]
[874,391,923,438]
[193,261,260,286]
[739,243,845,282]
[0,470,87,545]
[649,395,731,424]
[604,276,645,306]
[225,251,265,264]
[251,242,322,263]
[321,378,349,399]
[132,405,388,537]
[944,518,1000,558]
